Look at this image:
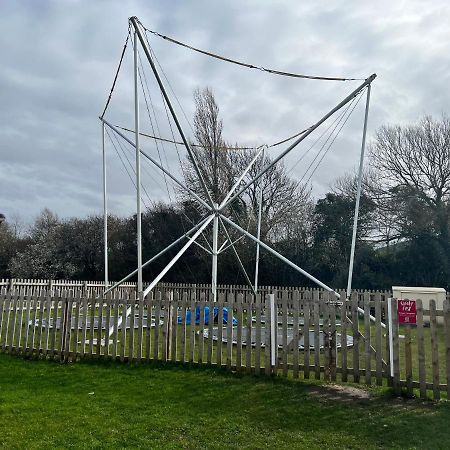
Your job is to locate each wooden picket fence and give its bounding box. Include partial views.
[1,282,450,400]
[0,278,395,302]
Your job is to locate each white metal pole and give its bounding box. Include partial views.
[134,30,143,299]
[218,235,244,254]
[222,213,340,297]
[388,297,394,377]
[346,84,371,300]
[218,145,265,209]
[220,213,386,328]
[270,294,277,367]
[100,118,213,213]
[103,215,211,296]
[219,216,256,295]
[102,123,108,288]
[254,148,264,293]
[130,17,214,207]
[211,204,219,302]
[143,215,215,297]
[109,214,215,337]
[222,74,376,210]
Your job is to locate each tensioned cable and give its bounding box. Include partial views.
[105,128,152,210]
[141,25,363,82]
[150,58,214,246]
[301,88,366,186]
[139,40,215,256]
[128,36,316,152]
[147,38,252,272]
[111,123,177,205]
[145,29,257,238]
[137,52,173,202]
[142,59,213,252]
[109,118,177,209]
[269,127,311,148]
[109,126,156,208]
[144,32,328,149]
[101,27,131,119]
[286,94,358,177]
[303,89,365,185]
[115,126,259,150]
[296,95,360,184]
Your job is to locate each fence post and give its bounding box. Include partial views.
[416,299,426,399]
[166,291,174,361]
[324,299,330,382]
[444,299,450,400]
[430,299,440,400]
[269,293,277,375]
[60,295,70,363]
[388,298,401,395]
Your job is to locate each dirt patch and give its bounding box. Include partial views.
[309,383,371,403]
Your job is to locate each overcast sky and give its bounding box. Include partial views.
[1,0,449,224]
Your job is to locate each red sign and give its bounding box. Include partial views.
[397,299,417,324]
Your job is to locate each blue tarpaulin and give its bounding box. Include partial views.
[177,306,237,325]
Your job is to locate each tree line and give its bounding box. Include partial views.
[1,89,449,290]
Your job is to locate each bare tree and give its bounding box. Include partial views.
[234,149,313,243]
[370,115,450,243]
[182,87,237,205]
[183,87,312,241]
[333,170,402,247]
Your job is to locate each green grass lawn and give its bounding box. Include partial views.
[1,354,450,449]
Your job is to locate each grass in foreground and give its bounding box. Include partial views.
[1,354,450,449]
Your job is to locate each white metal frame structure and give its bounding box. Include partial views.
[100,17,377,328]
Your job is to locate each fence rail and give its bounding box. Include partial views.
[1,282,450,400]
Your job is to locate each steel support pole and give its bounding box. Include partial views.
[129,16,214,207]
[219,217,256,295]
[218,145,265,209]
[109,214,215,337]
[103,215,211,296]
[134,30,143,300]
[100,118,213,213]
[217,239,229,254]
[192,239,213,255]
[211,204,219,302]
[221,214,383,325]
[346,84,371,300]
[218,235,244,254]
[220,214,340,298]
[143,214,215,297]
[102,123,108,288]
[222,74,376,210]
[254,148,264,293]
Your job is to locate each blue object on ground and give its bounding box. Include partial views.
[178,306,237,325]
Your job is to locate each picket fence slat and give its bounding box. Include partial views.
[313,297,320,380]
[364,294,371,385]
[375,294,382,386]
[226,293,233,371]
[352,293,360,383]
[236,293,243,372]
[430,300,440,400]
[444,299,450,400]
[255,293,262,375]
[416,299,426,399]
[304,295,311,380]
